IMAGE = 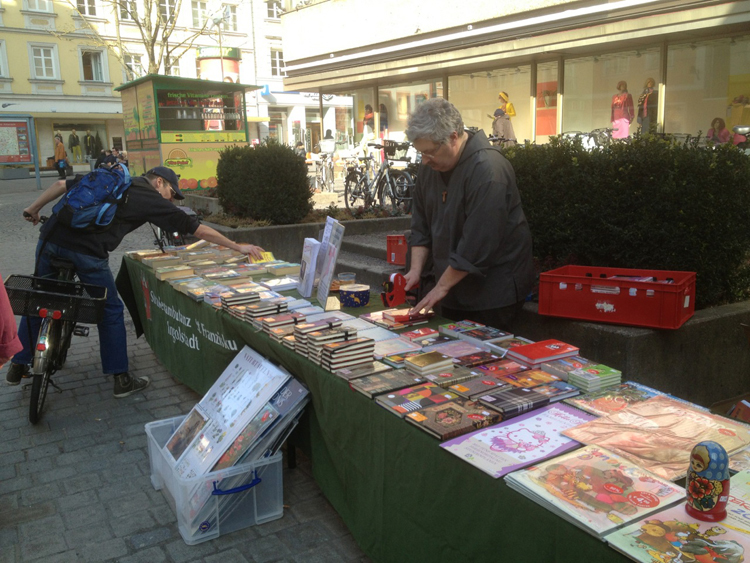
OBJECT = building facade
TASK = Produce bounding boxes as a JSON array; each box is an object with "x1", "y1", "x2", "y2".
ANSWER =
[
  {"x1": 0, "y1": 0, "x2": 344, "y2": 168},
  {"x1": 279, "y1": 0, "x2": 750, "y2": 146}
]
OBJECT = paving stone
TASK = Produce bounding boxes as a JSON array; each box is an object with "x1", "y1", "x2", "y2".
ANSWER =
[
  {"x1": 292, "y1": 542, "x2": 348, "y2": 563},
  {"x1": 236, "y1": 535, "x2": 292, "y2": 563},
  {"x1": 62, "y1": 503, "x2": 108, "y2": 531},
  {"x1": 253, "y1": 512, "x2": 299, "y2": 538},
  {"x1": 25, "y1": 442, "x2": 62, "y2": 461},
  {"x1": 117, "y1": 546, "x2": 169, "y2": 563},
  {"x1": 128, "y1": 526, "x2": 174, "y2": 549},
  {"x1": 0, "y1": 501, "x2": 55, "y2": 531},
  {"x1": 75, "y1": 537, "x2": 129, "y2": 563},
  {"x1": 32, "y1": 464, "x2": 79, "y2": 485},
  {"x1": 110, "y1": 510, "x2": 158, "y2": 537},
  {"x1": 19, "y1": 534, "x2": 70, "y2": 562},
  {"x1": 205, "y1": 548, "x2": 251, "y2": 563},
  {"x1": 274, "y1": 521, "x2": 331, "y2": 554},
  {"x1": 288, "y1": 493, "x2": 339, "y2": 523},
  {"x1": 56, "y1": 489, "x2": 99, "y2": 512},
  {"x1": 19, "y1": 481, "x2": 63, "y2": 506},
  {"x1": 64, "y1": 521, "x2": 114, "y2": 548},
  {"x1": 164, "y1": 537, "x2": 217, "y2": 563},
  {"x1": 0, "y1": 527, "x2": 18, "y2": 550}
]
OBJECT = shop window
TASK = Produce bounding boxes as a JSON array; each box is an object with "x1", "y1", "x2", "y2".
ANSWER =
[
  {"x1": 81, "y1": 50, "x2": 104, "y2": 82},
  {"x1": 30, "y1": 44, "x2": 58, "y2": 79},
  {"x1": 77, "y1": 0, "x2": 96, "y2": 16},
  {"x1": 449, "y1": 67, "x2": 530, "y2": 143},
  {"x1": 271, "y1": 49, "x2": 285, "y2": 77}
]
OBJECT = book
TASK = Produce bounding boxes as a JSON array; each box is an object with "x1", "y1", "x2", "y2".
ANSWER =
[
  {"x1": 474, "y1": 359, "x2": 528, "y2": 377},
  {"x1": 350, "y1": 370, "x2": 427, "y2": 398},
  {"x1": 154, "y1": 265, "x2": 194, "y2": 281},
  {"x1": 606, "y1": 479, "x2": 750, "y2": 561},
  {"x1": 505, "y1": 339, "x2": 580, "y2": 367},
  {"x1": 452, "y1": 351, "x2": 504, "y2": 368},
  {"x1": 423, "y1": 366, "x2": 482, "y2": 389},
  {"x1": 373, "y1": 338, "x2": 423, "y2": 359},
  {"x1": 441, "y1": 403, "x2": 596, "y2": 478},
  {"x1": 530, "y1": 381, "x2": 581, "y2": 402},
  {"x1": 251, "y1": 251, "x2": 276, "y2": 263},
  {"x1": 405, "y1": 397, "x2": 502, "y2": 441},
  {"x1": 456, "y1": 326, "x2": 513, "y2": 347},
  {"x1": 496, "y1": 369, "x2": 562, "y2": 389},
  {"x1": 568, "y1": 364, "x2": 622, "y2": 392},
  {"x1": 374, "y1": 383, "x2": 460, "y2": 417},
  {"x1": 485, "y1": 336, "x2": 535, "y2": 355},
  {"x1": 505, "y1": 445, "x2": 684, "y2": 539},
  {"x1": 259, "y1": 276, "x2": 299, "y2": 291},
  {"x1": 540, "y1": 355, "x2": 598, "y2": 380},
  {"x1": 449, "y1": 377, "x2": 512, "y2": 399},
  {"x1": 334, "y1": 360, "x2": 393, "y2": 381},
  {"x1": 563, "y1": 381, "x2": 663, "y2": 416},
  {"x1": 417, "y1": 335, "x2": 456, "y2": 351},
  {"x1": 381, "y1": 350, "x2": 423, "y2": 368},
  {"x1": 382, "y1": 308, "x2": 435, "y2": 323},
  {"x1": 316, "y1": 217, "x2": 345, "y2": 307},
  {"x1": 562, "y1": 396, "x2": 750, "y2": 481},
  {"x1": 357, "y1": 326, "x2": 400, "y2": 342},
  {"x1": 438, "y1": 320, "x2": 486, "y2": 338},
  {"x1": 400, "y1": 327, "x2": 439, "y2": 341},
  {"x1": 427, "y1": 340, "x2": 484, "y2": 359},
  {"x1": 297, "y1": 238, "x2": 320, "y2": 298},
  {"x1": 478, "y1": 387, "x2": 550, "y2": 419},
  {"x1": 266, "y1": 262, "x2": 301, "y2": 276},
  {"x1": 404, "y1": 351, "x2": 454, "y2": 375}
]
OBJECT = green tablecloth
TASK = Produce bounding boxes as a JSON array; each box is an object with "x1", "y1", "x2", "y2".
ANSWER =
[{"x1": 122, "y1": 257, "x2": 629, "y2": 563}]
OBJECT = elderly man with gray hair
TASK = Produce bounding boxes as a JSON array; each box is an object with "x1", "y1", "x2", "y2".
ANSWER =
[{"x1": 403, "y1": 98, "x2": 534, "y2": 332}]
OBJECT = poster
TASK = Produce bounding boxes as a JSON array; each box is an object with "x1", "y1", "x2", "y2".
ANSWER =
[{"x1": 0, "y1": 120, "x2": 32, "y2": 164}]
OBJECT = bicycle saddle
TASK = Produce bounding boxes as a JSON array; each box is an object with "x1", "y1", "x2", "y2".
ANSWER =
[
  {"x1": 50, "y1": 257, "x2": 76, "y2": 272},
  {"x1": 733, "y1": 125, "x2": 750, "y2": 135}
]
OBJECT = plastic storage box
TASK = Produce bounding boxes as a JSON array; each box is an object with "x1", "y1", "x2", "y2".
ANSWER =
[
  {"x1": 387, "y1": 234, "x2": 407, "y2": 266},
  {"x1": 538, "y1": 266, "x2": 696, "y2": 329},
  {"x1": 145, "y1": 416, "x2": 284, "y2": 545}
]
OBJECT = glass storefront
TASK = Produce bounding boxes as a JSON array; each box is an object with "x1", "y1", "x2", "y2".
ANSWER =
[
  {"x1": 377, "y1": 79, "x2": 443, "y2": 141},
  {"x1": 449, "y1": 66, "x2": 531, "y2": 142},
  {"x1": 665, "y1": 37, "x2": 750, "y2": 137}
]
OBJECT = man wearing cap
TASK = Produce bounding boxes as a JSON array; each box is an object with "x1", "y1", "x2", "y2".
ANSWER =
[{"x1": 6, "y1": 166, "x2": 265, "y2": 398}]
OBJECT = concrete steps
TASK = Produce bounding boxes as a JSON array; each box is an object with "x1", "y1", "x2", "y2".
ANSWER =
[{"x1": 334, "y1": 231, "x2": 409, "y2": 290}]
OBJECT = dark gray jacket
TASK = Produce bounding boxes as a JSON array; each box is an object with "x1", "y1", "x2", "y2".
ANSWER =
[{"x1": 410, "y1": 130, "x2": 534, "y2": 310}]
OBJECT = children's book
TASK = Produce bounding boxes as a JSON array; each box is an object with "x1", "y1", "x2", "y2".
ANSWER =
[
  {"x1": 374, "y1": 383, "x2": 459, "y2": 417},
  {"x1": 441, "y1": 403, "x2": 595, "y2": 478},
  {"x1": 563, "y1": 396, "x2": 750, "y2": 481},
  {"x1": 605, "y1": 471, "x2": 750, "y2": 561},
  {"x1": 405, "y1": 397, "x2": 502, "y2": 441},
  {"x1": 505, "y1": 445, "x2": 684, "y2": 539}
]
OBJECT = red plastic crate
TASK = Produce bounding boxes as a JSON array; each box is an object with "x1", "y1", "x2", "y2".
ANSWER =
[
  {"x1": 538, "y1": 266, "x2": 696, "y2": 329},
  {"x1": 387, "y1": 235, "x2": 407, "y2": 266}
]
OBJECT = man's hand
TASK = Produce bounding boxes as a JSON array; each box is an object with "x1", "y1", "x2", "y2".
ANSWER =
[
  {"x1": 237, "y1": 244, "x2": 265, "y2": 260},
  {"x1": 23, "y1": 209, "x2": 41, "y2": 226},
  {"x1": 403, "y1": 269, "x2": 421, "y2": 292},
  {"x1": 409, "y1": 284, "x2": 449, "y2": 316}
]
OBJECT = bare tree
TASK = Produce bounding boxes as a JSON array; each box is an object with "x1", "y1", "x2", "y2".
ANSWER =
[{"x1": 56, "y1": 0, "x2": 213, "y2": 80}]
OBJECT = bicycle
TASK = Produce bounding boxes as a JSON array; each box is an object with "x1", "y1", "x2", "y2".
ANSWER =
[
  {"x1": 343, "y1": 141, "x2": 415, "y2": 213},
  {"x1": 5, "y1": 215, "x2": 107, "y2": 424},
  {"x1": 310, "y1": 147, "x2": 335, "y2": 193}
]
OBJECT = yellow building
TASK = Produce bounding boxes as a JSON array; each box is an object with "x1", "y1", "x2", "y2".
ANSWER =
[{"x1": 279, "y1": 0, "x2": 750, "y2": 145}]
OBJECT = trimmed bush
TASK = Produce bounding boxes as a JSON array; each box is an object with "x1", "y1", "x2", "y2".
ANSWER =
[
  {"x1": 216, "y1": 139, "x2": 313, "y2": 225},
  {"x1": 504, "y1": 136, "x2": 750, "y2": 309}
]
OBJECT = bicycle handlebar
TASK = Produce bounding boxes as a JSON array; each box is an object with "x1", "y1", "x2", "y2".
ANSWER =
[{"x1": 23, "y1": 211, "x2": 47, "y2": 224}]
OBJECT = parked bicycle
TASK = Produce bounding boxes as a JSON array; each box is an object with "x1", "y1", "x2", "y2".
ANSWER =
[
  {"x1": 4, "y1": 215, "x2": 107, "y2": 424},
  {"x1": 343, "y1": 141, "x2": 415, "y2": 213},
  {"x1": 310, "y1": 146, "x2": 335, "y2": 192}
]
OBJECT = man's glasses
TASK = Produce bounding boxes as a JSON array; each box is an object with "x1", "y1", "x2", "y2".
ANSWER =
[{"x1": 417, "y1": 142, "x2": 444, "y2": 160}]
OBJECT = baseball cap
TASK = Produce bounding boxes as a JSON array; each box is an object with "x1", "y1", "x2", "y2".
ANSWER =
[{"x1": 147, "y1": 166, "x2": 184, "y2": 200}]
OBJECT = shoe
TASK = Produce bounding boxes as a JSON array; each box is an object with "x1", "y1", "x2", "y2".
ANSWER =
[
  {"x1": 113, "y1": 372, "x2": 150, "y2": 398},
  {"x1": 6, "y1": 363, "x2": 30, "y2": 385}
]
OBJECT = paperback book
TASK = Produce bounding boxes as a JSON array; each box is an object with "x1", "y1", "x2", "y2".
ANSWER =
[
  {"x1": 505, "y1": 339, "x2": 580, "y2": 367},
  {"x1": 381, "y1": 350, "x2": 423, "y2": 368},
  {"x1": 404, "y1": 351, "x2": 454, "y2": 375},
  {"x1": 373, "y1": 337, "x2": 423, "y2": 359},
  {"x1": 438, "y1": 320, "x2": 486, "y2": 338},
  {"x1": 540, "y1": 355, "x2": 598, "y2": 380},
  {"x1": 427, "y1": 339, "x2": 484, "y2": 359},
  {"x1": 485, "y1": 336, "x2": 535, "y2": 355},
  {"x1": 350, "y1": 370, "x2": 427, "y2": 398},
  {"x1": 496, "y1": 369, "x2": 562, "y2": 389},
  {"x1": 297, "y1": 238, "x2": 321, "y2": 298},
  {"x1": 505, "y1": 445, "x2": 684, "y2": 539},
  {"x1": 564, "y1": 381, "x2": 664, "y2": 417},
  {"x1": 422, "y1": 366, "x2": 482, "y2": 389},
  {"x1": 405, "y1": 397, "x2": 502, "y2": 441},
  {"x1": 478, "y1": 387, "x2": 550, "y2": 419},
  {"x1": 374, "y1": 383, "x2": 460, "y2": 417},
  {"x1": 452, "y1": 351, "x2": 504, "y2": 368},
  {"x1": 334, "y1": 360, "x2": 392, "y2": 381},
  {"x1": 456, "y1": 326, "x2": 513, "y2": 347},
  {"x1": 441, "y1": 403, "x2": 596, "y2": 478},
  {"x1": 449, "y1": 377, "x2": 512, "y2": 399}
]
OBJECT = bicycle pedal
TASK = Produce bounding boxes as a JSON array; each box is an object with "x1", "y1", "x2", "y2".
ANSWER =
[{"x1": 73, "y1": 326, "x2": 90, "y2": 337}]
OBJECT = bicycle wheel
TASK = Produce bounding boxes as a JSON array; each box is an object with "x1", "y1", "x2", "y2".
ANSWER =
[
  {"x1": 29, "y1": 318, "x2": 60, "y2": 425},
  {"x1": 344, "y1": 171, "x2": 365, "y2": 212},
  {"x1": 390, "y1": 170, "x2": 414, "y2": 214}
]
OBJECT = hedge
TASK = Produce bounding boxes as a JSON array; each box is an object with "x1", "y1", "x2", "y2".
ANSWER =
[{"x1": 504, "y1": 136, "x2": 750, "y2": 309}]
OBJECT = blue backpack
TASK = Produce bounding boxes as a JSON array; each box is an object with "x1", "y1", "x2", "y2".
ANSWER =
[{"x1": 52, "y1": 165, "x2": 132, "y2": 231}]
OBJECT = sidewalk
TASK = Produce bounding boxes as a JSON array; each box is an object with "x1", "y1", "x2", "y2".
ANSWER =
[{"x1": 0, "y1": 187, "x2": 368, "y2": 562}]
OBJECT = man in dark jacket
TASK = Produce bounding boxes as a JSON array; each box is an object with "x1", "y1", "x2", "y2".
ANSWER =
[
  {"x1": 6, "y1": 166, "x2": 265, "y2": 397},
  {"x1": 404, "y1": 98, "x2": 534, "y2": 331}
]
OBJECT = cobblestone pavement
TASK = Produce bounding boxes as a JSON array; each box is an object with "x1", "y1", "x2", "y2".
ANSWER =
[{"x1": 0, "y1": 176, "x2": 369, "y2": 563}]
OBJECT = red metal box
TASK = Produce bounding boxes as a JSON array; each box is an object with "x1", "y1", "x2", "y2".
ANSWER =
[
  {"x1": 387, "y1": 235, "x2": 407, "y2": 266},
  {"x1": 538, "y1": 266, "x2": 696, "y2": 329}
]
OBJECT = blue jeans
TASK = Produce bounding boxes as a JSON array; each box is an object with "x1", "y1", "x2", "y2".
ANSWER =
[{"x1": 13, "y1": 240, "x2": 128, "y2": 374}]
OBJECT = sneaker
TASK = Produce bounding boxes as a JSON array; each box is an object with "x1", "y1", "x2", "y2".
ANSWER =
[
  {"x1": 113, "y1": 372, "x2": 150, "y2": 398},
  {"x1": 6, "y1": 363, "x2": 30, "y2": 385}
]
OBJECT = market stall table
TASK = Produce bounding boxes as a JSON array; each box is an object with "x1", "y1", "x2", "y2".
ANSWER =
[{"x1": 120, "y1": 256, "x2": 629, "y2": 563}]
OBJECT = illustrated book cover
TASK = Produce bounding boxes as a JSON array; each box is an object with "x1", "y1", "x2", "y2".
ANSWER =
[
  {"x1": 405, "y1": 397, "x2": 502, "y2": 441},
  {"x1": 505, "y1": 445, "x2": 685, "y2": 538},
  {"x1": 441, "y1": 403, "x2": 595, "y2": 478},
  {"x1": 350, "y1": 370, "x2": 427, "y2": 398},
  {"x1": 374, "y1": 383, "x2": 460, "y2": 417}
]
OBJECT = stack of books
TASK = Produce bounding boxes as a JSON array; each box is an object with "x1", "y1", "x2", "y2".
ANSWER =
[
  {"x1": 380, "y1": 308, "x2": 435, "y2": 328},
  {"x1": 438, "y1": 320, "x2": 485, "y2": 338},
  {"x1": 485, "y1": 336, "x2": 534, "y2": 355},
  {"x1": 306, "y1": 327, "x2": 359, "y2": 364},
  {"x1": 293, "y1": 317, "x2": 345, "y2": 357},
  {"x1": 243, "y1": 297, "x2": 290, "y2": 322},
  {"x1": 372, "y1": 338, "x2": 422, "y2": 360},
  {"x1": 265, "y1": 262, "x2": 301, "y2": 276},
  {"x1": 452, "y1": 350, "x2": 504, "y2": 368},
  {"x1": 567, "y1": 363, "x2": 622, "y2": 392},
  {"x1": 539, "y1": 355, "x2": 597, "y2": 381},
  {"x1": 504, "y1": 339, "x2": 580, "y2": 368},
  {"x1": 477, "y1": 386, "x2": 550, "y2": 419},
  {"x1": 268, "y1": 325, "x2": 296, "y2": 343},
  {"x1": 320, "y1": 337, "x2": 375, "y2": 372},
  {"x1": 259, "y1": 276, "x2": 300, "y2": 292},
  {"x1": 399, "y1": 327, "x2": 439, "y2": 341},
  {"x1": 381, "y1": 350, "x2": 423, "y2": 368},
  {"x1": 260, "y1": 312, "x2": 307, "y2": 334},
  {"x1": 496, "y1": 369, "x2": 563, "y2": 389},
  {"x1": 219, "y1": 287, "x2": 261, "y2": 309},
  {"x1": 456, "y1": 326, "x2": 513, "y2": 348},
  {"x1": 404, "y1": 351, "x2": 454, "y2": 376},
  {"x1": 422, "y1": 366, "x2": 482, "y2": 389}
]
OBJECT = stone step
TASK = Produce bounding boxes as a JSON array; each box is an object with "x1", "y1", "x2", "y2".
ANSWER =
[
  {"x1": 335, "y1": 248, "x2": 405, "y2": 291},
  {"x1": 340, "y1": 230, "x2": 410, "y2": 261}
]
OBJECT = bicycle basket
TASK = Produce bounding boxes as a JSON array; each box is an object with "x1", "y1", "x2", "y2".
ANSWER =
[{"x1": 4, "y1": 275, "x2": 107, "y2": 324}]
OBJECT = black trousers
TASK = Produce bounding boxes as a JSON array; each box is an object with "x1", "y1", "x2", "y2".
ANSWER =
[{"x1": 441, "y1": 300, "x2": 526, "y2": 333}]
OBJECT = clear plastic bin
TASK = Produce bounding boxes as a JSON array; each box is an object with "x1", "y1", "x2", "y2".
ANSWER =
[{"x1": 145, "y1": 415, "x2": 284, "y2": 545}]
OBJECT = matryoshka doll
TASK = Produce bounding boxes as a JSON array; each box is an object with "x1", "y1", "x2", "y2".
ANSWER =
[{"x1": 685, "y1": 440, "x2": 730, "y2": 521}]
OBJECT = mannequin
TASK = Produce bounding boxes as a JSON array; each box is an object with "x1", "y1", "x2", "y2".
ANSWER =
[
  {"x1": 497, "y1": 91, "x2": 516, "y2": 119},
  {"x1": 611, "y1": 81, "x2": 634, "y2": 139},
  {"x1": 637, "y1": 78, "x2": 658, "y2": 135}
]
